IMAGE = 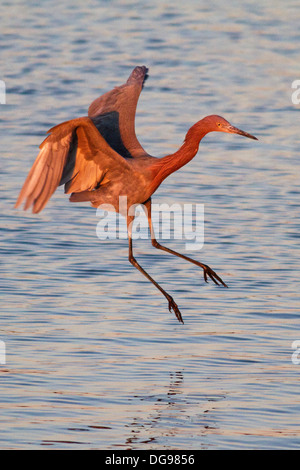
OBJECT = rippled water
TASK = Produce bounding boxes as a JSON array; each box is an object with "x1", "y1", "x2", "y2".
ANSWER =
[{"x1": 1, "y1": 0, "x2": 300, "y2": 449}]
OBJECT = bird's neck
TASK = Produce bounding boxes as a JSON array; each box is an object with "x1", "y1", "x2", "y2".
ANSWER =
[{"x1": 149, "y1": 121, "x2": 209, "y2": 193}]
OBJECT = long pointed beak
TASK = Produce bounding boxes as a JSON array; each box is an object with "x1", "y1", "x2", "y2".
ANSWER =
[{"x1": 225, "y1": 125, "x2": 258, "y2": 140}]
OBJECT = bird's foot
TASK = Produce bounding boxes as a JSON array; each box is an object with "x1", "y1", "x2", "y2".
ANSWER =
[
  {"x1": 167, "y1": 295, "x2": 184, "y2": 324},
  {"x1": 202, "y1": 264, "x2": 228, "y2": 288}
]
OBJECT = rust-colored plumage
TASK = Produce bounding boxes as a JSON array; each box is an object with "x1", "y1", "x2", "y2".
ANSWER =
[{"x1": 15, "y1": 66, "x2": 257, "y2": 323}]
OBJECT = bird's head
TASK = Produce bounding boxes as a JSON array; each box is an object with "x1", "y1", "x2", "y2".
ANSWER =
[{"x1": 204, "y1": 115, "x2": 258, "y2": 140}]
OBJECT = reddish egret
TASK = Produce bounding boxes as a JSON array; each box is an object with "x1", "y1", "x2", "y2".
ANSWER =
[{"x1": 15, "y1": 66, "x2": 257, "y2": 323}]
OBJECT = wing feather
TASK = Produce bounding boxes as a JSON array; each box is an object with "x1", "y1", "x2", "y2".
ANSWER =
[
  {"x1": 88, "y1": 66, "x2": 149, "y2": 158},
  {"x1": 15, "y1": 117, "x2": 131, "y2": 213}
]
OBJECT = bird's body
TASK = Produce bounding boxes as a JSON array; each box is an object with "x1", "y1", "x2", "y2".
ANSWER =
[{"x1": 16, "y1": 66, "x2": 257, "y2": 323}]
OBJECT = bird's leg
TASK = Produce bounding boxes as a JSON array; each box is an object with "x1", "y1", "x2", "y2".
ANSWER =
[
  {"x1": 143, "y1": 198, "x2": 228, "y2": 288},
  {"x1": 127, "y1": 214, "x2": 184, "y2": 324}
]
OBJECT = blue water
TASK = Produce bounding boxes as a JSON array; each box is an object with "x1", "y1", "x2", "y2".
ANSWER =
[{"x1": 1, "y1": 0, "x2": 300, "y2": 449}]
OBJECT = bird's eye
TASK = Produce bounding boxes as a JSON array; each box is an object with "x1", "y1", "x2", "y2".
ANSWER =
[{"x1": 217, "y1": 122, "x2": 221, "y2": 127}]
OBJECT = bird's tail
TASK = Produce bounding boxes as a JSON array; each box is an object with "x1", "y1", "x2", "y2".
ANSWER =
[{"x1": 69, "y1": 191, "x2": 92, "y2": 203}]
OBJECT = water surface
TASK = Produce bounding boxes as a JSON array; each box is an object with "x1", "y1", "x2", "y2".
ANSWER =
[{"x1": 1, "y1": 0, "x2": 300, "y2": 449}]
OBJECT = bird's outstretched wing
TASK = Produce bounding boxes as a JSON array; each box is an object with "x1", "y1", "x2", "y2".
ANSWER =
[
  {"x1": 88, "y1": 65, "x2": 149, "y2": 159},
  {"x1": 15, "y1": 117, "x2": 131, "y2": 213}
]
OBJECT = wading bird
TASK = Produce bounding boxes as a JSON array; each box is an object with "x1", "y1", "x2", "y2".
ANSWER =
[{"x1": 15, "y1": 66, "x2": 257, "y2": 324}]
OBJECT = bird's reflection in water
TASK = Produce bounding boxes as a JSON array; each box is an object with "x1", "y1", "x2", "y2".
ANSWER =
[
  {"x1": 167, "y1": 371, "x2": 184, "y2": 399},
  {"x1": 124, "y1": 372, "x2": 225, "y2": 448},
  {"x1": 125, "y1": 371, "x2": 185, "y2": 447}
]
